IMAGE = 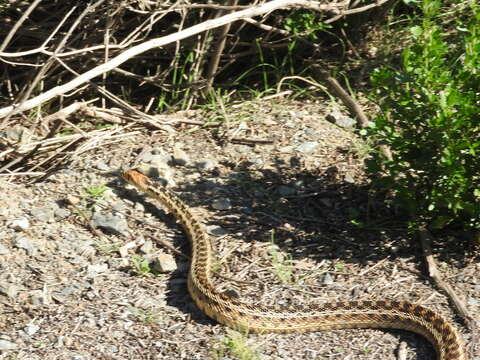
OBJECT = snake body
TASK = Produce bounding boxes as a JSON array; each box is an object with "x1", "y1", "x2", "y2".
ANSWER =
[{"x1": 122, "y1": 169, "x2": 466, "y2": 360}]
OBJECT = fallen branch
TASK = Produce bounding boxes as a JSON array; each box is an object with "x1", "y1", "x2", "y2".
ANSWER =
[
  {"x1": 311, "y1": 65, "x2": 393, "y2": 161},
  {"x1": 418, "y1": 226, "x2": 475, "y2": 329}
]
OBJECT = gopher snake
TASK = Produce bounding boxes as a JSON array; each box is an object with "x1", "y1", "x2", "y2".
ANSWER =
[{"x1": 122, "y1": 169, "x2": 466, "y2": 360}]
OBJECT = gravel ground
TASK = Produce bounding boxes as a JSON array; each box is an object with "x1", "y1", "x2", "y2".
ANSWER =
[{"x1": 0, "y1": 99, "x2": 477, "y2": 360}]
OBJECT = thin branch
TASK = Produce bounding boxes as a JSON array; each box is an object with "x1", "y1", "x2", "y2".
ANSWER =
[
  {"x1": 0, "y1": 0, "x2": 44, "y2": 52},
  {"x1": 418, "y1": 226, "x2": 475, "y2": 329}
]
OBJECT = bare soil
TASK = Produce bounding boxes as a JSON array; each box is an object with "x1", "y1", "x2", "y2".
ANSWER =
[{"x1": 0, "y1": 98, "x2": 477, "y2": 360}]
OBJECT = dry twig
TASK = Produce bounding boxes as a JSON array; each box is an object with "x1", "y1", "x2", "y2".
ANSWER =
[{"x1": 418, "y1": 226, "x2": 475, "y2": 328}]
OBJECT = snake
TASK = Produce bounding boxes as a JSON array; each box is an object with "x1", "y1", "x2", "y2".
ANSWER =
[{"x1": 121, "y1": 169, "x2": 467, "y2": 360}]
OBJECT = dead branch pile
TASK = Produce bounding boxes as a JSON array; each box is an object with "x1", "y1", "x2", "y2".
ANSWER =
[{"x1": 0, "y1": 0, "x2": 390, "y2": 180}]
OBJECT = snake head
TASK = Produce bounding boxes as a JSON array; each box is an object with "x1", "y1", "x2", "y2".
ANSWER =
[{"x1": 121, "y1": 169, "x2": 153, "y2": 192}]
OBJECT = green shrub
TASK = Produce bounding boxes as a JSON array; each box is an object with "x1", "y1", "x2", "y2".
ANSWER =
[{"x1": 368, "y1": 0, "x2": 480, "y2": 231}]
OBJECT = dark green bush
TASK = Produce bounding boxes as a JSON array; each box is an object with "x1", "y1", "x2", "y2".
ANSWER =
[{"x1": 369, "y1": 0, "x2": 480, "y2": 231}]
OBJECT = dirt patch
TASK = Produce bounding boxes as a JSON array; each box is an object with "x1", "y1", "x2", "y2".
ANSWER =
[{"x1": 0, "y1": 99, "x2": 477, "y2": 359}]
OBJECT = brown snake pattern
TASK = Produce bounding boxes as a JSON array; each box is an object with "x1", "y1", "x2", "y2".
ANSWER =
[{"x1": 122, "y1": 169, "x2": 467, "y2": 360}]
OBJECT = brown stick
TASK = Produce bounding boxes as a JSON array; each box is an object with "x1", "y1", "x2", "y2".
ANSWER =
[
  {"x1": 418, "y1": 226, "x2": 474, "y2": 328},
  {"x1": 205, "y1": 0, "x2": 240, "y2": 92},
  {"x1": 312, "y1": 65, "x2": 369, "y2": 128},
  {"x1": 312, "y1": 65, "x2": 393, "y2": 161}
]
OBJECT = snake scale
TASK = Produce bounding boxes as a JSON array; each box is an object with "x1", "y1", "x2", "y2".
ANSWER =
[{"x1": 122, "y1": 169, "x2": 467, "y2": 360}]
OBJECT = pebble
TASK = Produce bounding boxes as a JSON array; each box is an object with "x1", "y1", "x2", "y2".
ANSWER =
[
  {"x1": 277, "y1": 185, "x2": 296, "y2": 197},
  {"x1": 71, "y1": 355, "x2": 87, "y2": 360},
  {"x1": 10, "y1": 217, "x2": 30, "y2": 231},
  {"x1": 54, "y1": 208, "x2": 70, "y2": 219},
  {"x1": 30, "y1": 206, "x2": 55, "y2": 222},
  {"x1": 152, "y1": 253, "x2": 177, "y2": 273},
  {"x1": 467, "y1": 297, "x2": 479, "y2": 306},
  {"x1": 0, "y1": 284, "x2": 18, "y2": 299},
  {"x1": 87, "y1": 263, "x2": 109, "y2": 275},
  {"x1": 173, "y1": 147, "x2": 190, "y2": 166},
  {"x1": 318, "y1": 198, "x2": 333, "y2": 208},
  {"x1": 5, "y1": 125, "x2": 28, "y2": 142},
  {"x1": 278, "y1": 145, "x2": 294, "y2": 153},
  {"x1": 233, "y1": 145, "x2": 251, "y2": 154},
  {"x1": 149, "y1": 154, "x2": 173, "y2": 168},
  {"x1": 92, "y1": 213, "x2": 129, "y2": 236},
  {"x1": 249, "y1": 157, "x2": 263, "y2": 167},
  {"x1": 0, "y1": 339, "x2": 18, "y2": 350},
  {"x1": 15, "y1": 236, "x2": 36, "y2": 256},
  {"x1": 139, "y1": 240, "x2": 153, "y2": 254},
  {"x1": 94, "y1": 160, "x2": 110, "y2": 171},
  {"x1": 296, "y1": 141, "x2": 318, "y2": 153},
  {"x1": 344, "y1": 173, "x2": 355, "y2": 183},
  {"x1": 212, "y1": 199, "x2": 232, "y2": 210},
  {"x1": 321, "y1": 273, "x2": 334, "y2": 285},
  {"x1": 326, "y1": 109, "x2": 356, "y2": 128},
  {"x1": 0, "y1": 243, "x2": 10, "y2": 255},
  {"x1": 206, "y1": 226, "x2": 228, "y2": 237},
  {"x1": 23, "y1": 323, "x2": 40, "y2": 336},
  {"x1": 303, "y1": 128, "x2": 319, "y2": 139},
  {"x1": 196, "y1": 159, "x2": 217, "y2": 170}
]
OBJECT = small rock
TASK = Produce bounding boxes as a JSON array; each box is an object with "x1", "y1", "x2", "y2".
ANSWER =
[
  {"x1": 0, "y1": 339, "x2": 18, "y2": 350},
  {"x1": 344, "y1": 173, "x2": 355, "y2": 183},
  {"x1": 0, "y1": 243, "x2": 10, "y2": 255},
  {"x1": 94, "y1": 160, "x2": 110, "y2": 171},
  {"x1": 326, "y1": 109, "x2": 356, "y2": 128},
  {"x1": 5, "y1": 125, "x2": 28, "y2": 142},
  {"x1": 15, "y1": 237, "x2": 36, "y2": 256},
  {"x1": 277, "y1": 185, "x2": 296, "y2": 197},
  {"x1": 250, "y1": 158, "x2": 264, "y2": 167},
  {"x1": 467, "y1": 297, "x2": 479, "y2": 306},
  {"x1": 296, "y1": 141, "x2": 318, "y2": 153},
  {"x1": 151, "y1": 147, "x2": 163, "y2": 155},
  {"x1": 71, "y1": 355, "x2": 87, "y2": 360},
  {"x1": 152, "y1": 253, "x2": 177, "y2": 273},
  {"x1": 55, "y1": 208, "x2": 70, "y2": 219},
  {"x1": 233, "y1": 145, "x2": 251, "y2": 154},
  {"x1": 112, "y1": 331, "x2": 125, "y2": 340},
  {"x1": 92, "y1": 213, "x2": 129, "y2": 236},
  {"x1": 212, "y1": 199, "x2": 232, "y2": 210},
  {"x1": 318, "y1": 198, "x2": 333, "y2": 208},
  {"x1": 119, "y1": 241, "x2": 137, "y2": 258},
  {"x1": 0, "y1": 284, "x2": 18, "y2": 299},
  {"x1": 196, "y1": 159, "x2": 217, "y2": 170},
  {"x1": 149, "y1": 154, "x2": 173, "y2": 168},
  {"x1": 0, "y1": 204, "x2": 11, "y2": 216},
  {"x1": 30, "y1": 206, "x2": 55, "y2": 222},
  {"x1": 303, "y1": 128, "x2": 319, "y2": 139},
  {"x1": 206, "y1": 226, "x2": 228, "y2": 237},
  {"x1": 278, "y1": 145, "x2": 294, "y2": 153},
  {"x1": 10, "y1": 217, "x2": 30, "y2": 231},
  {"x1": 139, "y1": 240, "x2": 153, "y2": 254},
  {"x1": 23, "y1": 323, "x2": 40, "y2": 336},
  {"x1": 321, "y1": 273, "x2": 334, "y2": 285},
  {"x1": 141, "y1": 152, "x2": 154, "y2": 162},
  {"x1": 66, "y1": 195, "x2": 81, "y2": 206},
  {"x1": 87, "y1": 263, "x2": 109, "y2": 275},
  {"x1": 173, "y1": 147, "x2": 190, "y2": 166}
]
